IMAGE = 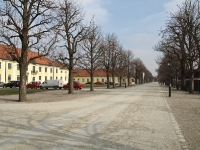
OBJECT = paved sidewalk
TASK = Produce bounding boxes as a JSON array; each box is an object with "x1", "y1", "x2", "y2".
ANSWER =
[
  {"x1": 0, "y1": 83, "x2": 197, "y2": 149},
  {"x1": 162, "y1": 85, "x2": 200, "y2": 150}
]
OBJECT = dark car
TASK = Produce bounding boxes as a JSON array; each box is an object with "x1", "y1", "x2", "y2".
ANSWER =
[
  {"x1": 94, "y1": 82, "x2": 105, "y2": 85},
  {"x1": 63, "y1": 81, "x2": 83, "y2": 90},
  {"x1": 0, "y1": 82, "x2": 4, "y2": 87},
  {"x1": 3, "y1": 81, "x2": 20, "y2": 88},
  {"x1": 85, "y1": 82, "x2": 91, "y2": 84},
  {"x1": 27, "y1": 81, "x2": 41, "y2": 89}
]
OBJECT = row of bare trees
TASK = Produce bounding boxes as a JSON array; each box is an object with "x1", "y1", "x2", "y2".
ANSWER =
[
  {"x1": 155, "y1": 0, "x2": 200, "y2": 93},
  {"x1": 0, "y1": 0, "x2": 153, "y2": 102}
]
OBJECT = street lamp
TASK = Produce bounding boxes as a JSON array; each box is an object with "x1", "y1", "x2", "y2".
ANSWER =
[
  {"x1": 143, "y1": 72, "x2": 145, "y2": 84},
  {"x1": 168, "y1": 60, "x2": 172, "y2": 97}
]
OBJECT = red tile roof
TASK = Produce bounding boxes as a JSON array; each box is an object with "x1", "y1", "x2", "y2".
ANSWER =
[
  {"x1": 0, "y1": 44, "x2": 64, "y2": 68},
  {"x1": 73, "y1": 69, "x2": 107, "y2": 77}
]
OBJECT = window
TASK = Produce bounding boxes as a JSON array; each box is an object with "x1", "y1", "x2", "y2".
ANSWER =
[
  {"x1": 56, "y1": 76, "x2": 57, "y2": 79},
  {"x1": 8, "y1": 75, "x2": 11, "y2": 82},
  {"x1": 32, "y1": 66, "x2": 35, "y2": 71},
  {"x1": 32, "y1": 77, "x2": 35, "y2": 81},
  {"x1": 50, "y1": 68, "x2": 53, "y2": 73},
  {"x1": 56, "y1": 69, "x2": 58, "y2": 73},
  {"x1": 50, "y1": 76, "x2": 52, "y2": 80},
  {"x1": 102, "y1": 79, "x2": 104, "y2": 82},
  {"x1": 45, "y1": 67, "x2": 47, "y2": 72},
  {"x1": 17, "y1": 64, "x2": 20, "y2": 70},
  {"x1": 61, "y1": 71, "x2": 62, "y2": 73},
  {"x1": 39, "y1": 67, "x2": 41, "y2": 72},
  {"x1": 97, "y1": 79, "x2": 99, "y2": 82},
  {"x1": 61, "y1": 77, "x2": 62, "y2": 80},
  {"x1": 87, "y1": 79, "x2": 89, "y2": 82},
  {"x1": 82, "y1": 79, "x2": 84, "y2": 82},
  {"x1": 0, "y1": 62, "x2": 1, "y2": 69},
  {"x1": 39, "y1": 76, "x2": 41, "y2": 80},
  {"x1": 65, "y1": 77, "x2": 67, "y2": 81},
  {"x1": 8, "y1": 63, "x2": 12, "y2": 70},
  {"x1": 17, "y1": 75, "x2": 20, "y2": 81},
  {"x1": 45, "y1": 76, "x2": 47, "y2": 80}
]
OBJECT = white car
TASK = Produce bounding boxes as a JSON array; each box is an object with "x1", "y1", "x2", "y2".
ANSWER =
[{"x1": 40, "y1": 80, "x2": 63, "y2": 89}]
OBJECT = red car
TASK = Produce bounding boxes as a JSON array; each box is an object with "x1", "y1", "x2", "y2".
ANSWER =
[
  {"x1": 94, "y1": 82, "x2": 105, "y2": 85},
  {"x1": 27, "y1": 81, "x2": 41, "y2": 89},
  {"x1": 63, "y1": 81, "x2": 83, "y2": 90}
]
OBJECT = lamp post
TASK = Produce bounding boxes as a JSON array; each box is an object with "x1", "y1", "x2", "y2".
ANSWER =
[
  {"x1": 168, "y1": 60, "x2": 171, "y2": 97},
  {"x1": 143, "y1": 72, "x2": 145, "y2": 84}
]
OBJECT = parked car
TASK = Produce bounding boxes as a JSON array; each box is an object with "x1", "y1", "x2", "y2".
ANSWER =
[
  {"x1": 3, "y1": 81, "x2": 20, "y2": 88},
  {"x1": 0, "y1": 82, "x2": 4, "y2": 87},
  {"x1": 63, "y1": 81, "x2": 83, "y2": 90},
  {"x1": 27, "y1": 81, "x2": 41, "y2": 89},
  {"x1": 85, "y1": 82, "x2": 91, "y2": 84},
  {"x1": 40, "y1": 80, "x2": 63, "y2": 89},
  {"x1": 105, "y1": 82, "x2": 119, "y2": 86},
  {"x1": 94, "y1": 82, "x2": 105, "y2": 85}
]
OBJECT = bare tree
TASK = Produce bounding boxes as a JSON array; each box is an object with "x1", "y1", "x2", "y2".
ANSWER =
[
  {"x1": 0, "y1": 0, "x2": 58, "y2": 102},
  {"x1": 109, "y1": 34, "x2": 119, "y2": 88},
  {"x1": 155, "y1": 0, "x2": 200, "y2": 93},
  {"x1": 78, "y1": 19, "x2": 103, "y2": 91},
  {"x1": 133, "y1": 58, "x2": 144, "y2": 84},
  {"x1": 115, "y1": 46, "x2": 127, "y2": 87},
  {"x1": 55, "y1": 0, "x2": 87, "y2": 94},
  {"x1": 100, "y1": 34, "x2": 112, "y2": 88},
  {"x1": 125, "y1": 50, "x2": 134, "y2": 86}
]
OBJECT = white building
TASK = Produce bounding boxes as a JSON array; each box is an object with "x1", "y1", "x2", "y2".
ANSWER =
[{"x1": 0, "y1": 45, "x2": 69, "y2": 84}]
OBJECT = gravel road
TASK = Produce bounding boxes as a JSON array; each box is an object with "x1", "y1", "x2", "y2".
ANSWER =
[{"x1": 0, "y1": 83, "x2": 199, "y2": 150}]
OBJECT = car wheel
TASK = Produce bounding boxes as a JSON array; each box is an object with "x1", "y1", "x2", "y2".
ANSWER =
[{"x1": 40, "y1": 86, "x2": 43, "y2": 89}]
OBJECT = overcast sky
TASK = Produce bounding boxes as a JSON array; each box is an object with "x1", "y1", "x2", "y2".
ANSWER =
[{"x1": 77, "y1": 0, "x2": 186, "y2": 76}]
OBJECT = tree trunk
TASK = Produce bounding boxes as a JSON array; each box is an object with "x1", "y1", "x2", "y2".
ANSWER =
[
  {"x1": 180, "y1": 65, "x2": 186, "y2": 90},
  {"x1": 90, "y1": 74, "x2": 94, "y2": 91},
  {"x1": 19, "y1": 61, "x2": 28, "y2": 102},
  {"x1": 19, "y1": 39, "x2": 28, "y2": 102},
  {"x1": 189, "y1": 72, "x2": 194, "y2": 94},
  {"x1": 68, "y1": 55, "x2": 74, "y2": 94},
  {"x1": 106, "y1": 73, "x2": 109, "y2": 89},
  {"x1": 112, "y1": 73, "x2": 115, "y2": 88},
  {"x1": 128, "y1": 75, "x2": 130, "y2": 86}
]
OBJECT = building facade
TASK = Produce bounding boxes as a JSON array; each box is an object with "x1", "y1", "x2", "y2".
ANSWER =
[
  {"x1": 0, "y1": 45, "x2": 69, "y2": 84},
  {"x1": 73, "y1": 69, "x2": 135, "y2": 85}
]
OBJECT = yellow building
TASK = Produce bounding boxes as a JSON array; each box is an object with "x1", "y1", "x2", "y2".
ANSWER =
[
  {"x1": 73, "y1": 69, "x2": 134, "y2": 85},
  {"x1": 0, "y1": 45, "x2": 68, "y2": 84}
]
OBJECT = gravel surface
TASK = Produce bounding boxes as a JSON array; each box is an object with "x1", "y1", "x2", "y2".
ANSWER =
[
  {"x1": 0, "y1": 83, "x2": 199, "y2": 150},
  {"x1": 162, "y1": 86, "x2": 200, "y2": 150}
]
